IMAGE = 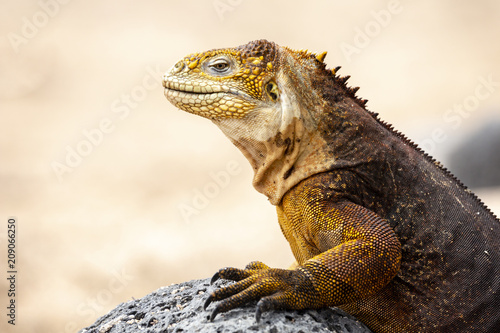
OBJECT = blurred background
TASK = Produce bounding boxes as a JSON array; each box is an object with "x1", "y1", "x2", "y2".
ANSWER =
[{"x1": 1, "y1": 1, "x2": 499, "y2": 332}]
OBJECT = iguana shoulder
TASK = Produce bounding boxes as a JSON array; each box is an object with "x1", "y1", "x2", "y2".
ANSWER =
[{"x1": 163, "y1": 39, "x2": 500, "y2": 332}]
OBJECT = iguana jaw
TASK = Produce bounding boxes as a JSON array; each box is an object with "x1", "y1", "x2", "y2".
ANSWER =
[{"x1": 163, "y1": 76, "x2": 256, "y2": 119}]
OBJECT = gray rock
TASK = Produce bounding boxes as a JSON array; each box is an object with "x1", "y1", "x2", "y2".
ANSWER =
[{"x1": 79, "y1": 277, "x2": 372, "y2": 333}]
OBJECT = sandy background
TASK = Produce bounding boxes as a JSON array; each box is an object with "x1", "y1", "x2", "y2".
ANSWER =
[{"x1": 1, "y1": 1, "x2": 500, "y2": 332}]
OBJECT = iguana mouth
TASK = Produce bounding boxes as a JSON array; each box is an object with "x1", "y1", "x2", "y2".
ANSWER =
[
  {"x1": 163, "y1": 79, "x2": 233, "y2": 106},
  {"x1": 163, "y1": 79, "x2": 218, "y2": 94},
  {"x1": 164, "y1": 88, "x2": 229, "y2": 108},
  {"x1": 162, "y1": 76, "x2": 254, "y2": 118},
  {"x1": 162, "y1": 77, "x2": 250, "y2": 97}
]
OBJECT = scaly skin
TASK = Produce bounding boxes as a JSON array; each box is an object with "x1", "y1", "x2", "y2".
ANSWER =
[{"x1": 162, "y1": 40, "x2": 500, "y2": 332}]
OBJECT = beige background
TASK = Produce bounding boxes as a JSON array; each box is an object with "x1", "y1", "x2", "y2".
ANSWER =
[{"x1": 1, "y1": 1, "x2": 500, "y2": 332}]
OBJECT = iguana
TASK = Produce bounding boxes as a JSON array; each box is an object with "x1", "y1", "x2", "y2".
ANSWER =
[{"x1": 162, "y1": 40, "x2": 500, "y2": 332}]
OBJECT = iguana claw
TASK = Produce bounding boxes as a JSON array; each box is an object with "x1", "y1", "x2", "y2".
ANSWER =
[
  {"x1": 203, "y1": 294, "x2": 214, "y2": 311},
  {"x1": 205, "y1": 295, "x2": 224, "y2": 322},
  {"x1": 203, "y1": 263, "x2": 322, "y2": 323},
  {"x1": 210, "y1": 272, "x2": 220, "y2": 285},
  {"x1": 206, "y1": 295, "x2": 274, "y2": 322},
  {"x1": 255, "y1": 298, "x2": 272, "y2": 323},
  {"x1": 208, "y1": 308, "x2": 220, "y2": 322}
]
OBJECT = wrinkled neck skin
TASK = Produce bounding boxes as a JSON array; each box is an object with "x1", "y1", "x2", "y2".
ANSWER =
[{"x1": 212, "y1": 51, "x2": 335, "y2": 205}]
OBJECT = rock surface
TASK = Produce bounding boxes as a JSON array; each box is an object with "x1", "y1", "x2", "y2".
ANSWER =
[{"x1": 79, "y1": 278, "x2": 372, "y2": 333}]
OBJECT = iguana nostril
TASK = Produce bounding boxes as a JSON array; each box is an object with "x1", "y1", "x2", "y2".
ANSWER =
[{"x1": 171, "y1": 60, "x2": 185, "y2": 74}]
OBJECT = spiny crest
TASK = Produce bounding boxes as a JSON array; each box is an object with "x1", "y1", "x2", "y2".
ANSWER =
[
  {"x1": 309, "y1": 51, "x2": 497, "y2": 220},
  {"x1": 371, "y1": 114, "x2": 499, "y2": 221},
  {"x1": 329, "y1": 68, "x2": 369, "y2": 108},
  {"x1": 283, "y1": 46, "x2": 330, "y2": 71},
  {"x1": 287, "y1": 47, "x2": 369, "y2": 109},
  {"x1": 316, "y1": 51, "x2": 328, "y2": 63},
  {"x1": 306, "y1": 49, "x2": 497, "y2": 220}
]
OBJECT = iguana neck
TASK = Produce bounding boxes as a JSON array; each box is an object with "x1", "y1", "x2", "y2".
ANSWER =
[{"x1": 220, "y1": 122, "x2": 333, "y2": 205}]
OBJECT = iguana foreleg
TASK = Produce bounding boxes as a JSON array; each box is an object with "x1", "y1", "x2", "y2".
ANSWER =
[{"x1": 205, "y1": 201, "x2": 402, "y2": 321}]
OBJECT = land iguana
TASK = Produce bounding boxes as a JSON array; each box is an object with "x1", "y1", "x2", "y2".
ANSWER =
[{"x1": 162, "y1": 40, "x2": 500, "y2": 332}]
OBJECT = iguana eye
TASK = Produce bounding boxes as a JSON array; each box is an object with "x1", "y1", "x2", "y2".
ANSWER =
[
  {"x1": 211, "y1": 60, "x2": 229, "y2": 71},
  {"x1": 208, "y1": 58, "x2": 231, "y2": 74}
]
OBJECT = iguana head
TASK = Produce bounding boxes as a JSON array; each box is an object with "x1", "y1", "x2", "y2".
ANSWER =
[
  {"x1": 163, "y1": 40, "x2": 366, "y2": 204},
  {"x1": 163, "y1": 40, "x2": 279, "y2": 119}
]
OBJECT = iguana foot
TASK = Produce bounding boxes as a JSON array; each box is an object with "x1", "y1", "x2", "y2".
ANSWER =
[{"x1": 205, "y1": 261, "x2": 321, "y2": 322}]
